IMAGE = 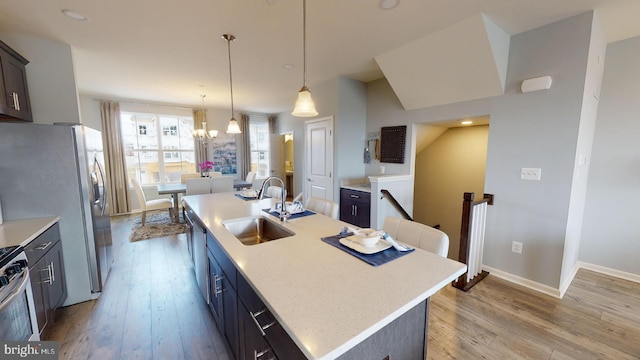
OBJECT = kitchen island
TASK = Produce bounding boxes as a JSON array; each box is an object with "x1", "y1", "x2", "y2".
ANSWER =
[{"x1": 184, "y1": 192, "x2": 466, "y2": 359}]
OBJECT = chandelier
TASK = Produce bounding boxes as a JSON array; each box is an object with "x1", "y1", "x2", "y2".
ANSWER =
[{"x1": 192, "y1": 94, "x2": 218, "y2": 144}]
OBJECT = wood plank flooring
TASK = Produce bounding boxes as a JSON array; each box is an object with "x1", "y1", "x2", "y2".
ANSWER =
[
  {"x1": 43, "y1": 214, "x2": 231, "y2": 360},
  {"x1": 44, "y1": 215, "x2": 640, "y2": 359}
]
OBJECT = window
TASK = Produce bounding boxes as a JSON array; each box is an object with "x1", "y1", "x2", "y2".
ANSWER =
[
  {"x1": 121, "y1": 112, "x2": 196, "y2": 185},
  {"x1": 248, "y1": 116, "x2": 270, "y2": 178}
]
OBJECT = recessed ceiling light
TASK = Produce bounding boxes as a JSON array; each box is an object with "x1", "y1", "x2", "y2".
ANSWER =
[
  {"x1": 266, "y1": 0, "x2": 278, "y2": 4},
  {"x1": 379, "y1": 0, "x2": 399, "y2": 10},
  {"x1": 62, "y1": 9, "x2": 88, "y2": 21},
  {"x1": 283, "y1": 64, "x2": 294, "y2": 70},
  {"x1": 461, "y1": 120, "x2": 473, "y2": 125}
]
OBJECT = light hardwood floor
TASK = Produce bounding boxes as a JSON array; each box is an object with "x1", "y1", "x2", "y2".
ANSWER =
[{"x1": 45, "y1": 216, "x2": 640, "y2": 359}]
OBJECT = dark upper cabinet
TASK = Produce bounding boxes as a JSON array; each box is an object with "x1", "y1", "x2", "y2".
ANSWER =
[{"x1": 0, "y1": 39, "x2": 32, "y2": 122}]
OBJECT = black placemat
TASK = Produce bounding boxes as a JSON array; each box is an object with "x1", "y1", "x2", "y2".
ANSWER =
[{"x1": 262, "y1": 208, "x2": 316, "y2": 219}]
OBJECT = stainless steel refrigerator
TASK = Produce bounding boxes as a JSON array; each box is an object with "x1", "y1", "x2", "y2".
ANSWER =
[{"x1": 0, "y1": 122, "x2": 113, "y2": 306}]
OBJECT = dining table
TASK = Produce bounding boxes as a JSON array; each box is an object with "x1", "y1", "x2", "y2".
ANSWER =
[
  {"x1": 157, "y1": 179, "x2": 255, "y2": 222},
  {"x1": 156, "y1": 183, "x2": 187, "y2": 223}
]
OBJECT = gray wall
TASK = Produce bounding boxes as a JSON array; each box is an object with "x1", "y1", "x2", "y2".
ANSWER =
[
  {"x1": 367, "y1": 12, "x2": 598, "y2": 289},
  {"x1": 579, "y1": 36, "x2": 640, "y2": 274},
  {"x1": 279, "y1": 77, "x2": 366, "y2": 202},
  {"x1": 0, "y1": 34, "x2": 81, "y2": 125}
]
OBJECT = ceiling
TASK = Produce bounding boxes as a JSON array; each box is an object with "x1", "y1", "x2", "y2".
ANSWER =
[{"x1": 0, "y1": 0, "x2": 639, "y2": 114}]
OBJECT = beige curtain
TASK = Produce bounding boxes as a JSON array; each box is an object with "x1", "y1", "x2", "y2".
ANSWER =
[
  {"x1": 193, "y1": 109, "x2": 207, "y2": 164},
  {"x1": 239, "y1": 113, "x2": 251, "y2": 179},
  {"x1": 100, "y1": 101, "x2": 130, "y2": 214},
  {"x1": 268, "y1": 115, "x2": 277, "y2": 134}
]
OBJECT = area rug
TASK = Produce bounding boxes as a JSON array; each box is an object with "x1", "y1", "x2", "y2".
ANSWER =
[{"x1": 129, "y1": 212, "x2": 188, "y2": 242}]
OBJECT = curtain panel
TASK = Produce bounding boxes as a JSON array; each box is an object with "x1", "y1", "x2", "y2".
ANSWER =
[
  {"x1": 239, "y1": 113, "x2": 251, "y2": 179},
  {"x1": 100, "y1": 101, "x2": 130, "y2": 214},
  {"x1": 193, "y1": 109, "x2": 207, "y2": 164}
]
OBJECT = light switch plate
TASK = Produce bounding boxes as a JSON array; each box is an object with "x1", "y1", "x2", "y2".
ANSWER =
[{"x1": 521, "y1": 167, "x2": 542, "y2": 181}]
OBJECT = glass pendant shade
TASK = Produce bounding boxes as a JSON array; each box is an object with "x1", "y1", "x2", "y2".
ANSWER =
[
  {"x1": 226, "y1": 118, "x2": 241, "y2": 134},
  {"x1": 292, "y1": 85, "x2": 318, "y2": 117}
]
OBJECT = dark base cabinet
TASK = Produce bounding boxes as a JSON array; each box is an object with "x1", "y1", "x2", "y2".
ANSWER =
[
  {"x1": 204, "y1": 227, "x2": 429, "y2": 360},
  {"x1": 25, "y1": 223, "x2": 67, "y2": 335},
  {"x1": 206, "y1": 232, "x2": 305, "y2": 360},
  {"x1": 339, "y1": 188, "x2": 371, "y2": 228}
]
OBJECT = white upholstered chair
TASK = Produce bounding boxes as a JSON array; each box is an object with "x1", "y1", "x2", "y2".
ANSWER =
[
  {"x1": 382, "y1": 217, "x2": 449, "y2": 257},
  {"x1": 180, "y1": 173, "x2": 201, "y2": 184},
  {"x1": 186, "y1": 178, "x2": 211, "y2": 195},
  {"x1": 209, "y1": 171, "x2": 223, "y2": 177},
  {"x1": 131, "y1": 178, "x2": 173, "y2": 226},
  {"x1": 211, "y1": 176, "x2": 234, "y2": 193},
  {"x1": 266, "y1": 186, "x2": 286, "y2": 199},
  {"x1": 245, "y1": 171, "x2": 256, "y2": 185},
  {"x1": 305, "y1": 197, "x2": 339, "y2": 219}
]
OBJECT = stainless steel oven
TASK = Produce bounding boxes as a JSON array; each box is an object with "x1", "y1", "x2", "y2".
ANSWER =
[{"x1": 0, "y1": 247, "x2": 40, "y2": 342}]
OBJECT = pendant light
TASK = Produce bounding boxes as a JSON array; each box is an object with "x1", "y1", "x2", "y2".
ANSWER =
[
  {"x1": 292, "y1": 0, "x2": 318, "y2": 117},
  {"x1": 192, "y1": 94, "x2": 218, "y2": 144},
  {"x1": 223, "y1": 34, "x2": 242, "y2": 134}
]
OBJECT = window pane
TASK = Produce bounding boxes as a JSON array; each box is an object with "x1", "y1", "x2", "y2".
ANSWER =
[
  {"x1": 249, "y1": 117, "x2": 270, "y2": 177},
  {"x1": 121, "y1": 111, "x2": 195, "y2": 184}
]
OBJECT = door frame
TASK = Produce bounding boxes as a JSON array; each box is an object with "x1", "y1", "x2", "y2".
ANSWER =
[{"x1": 304, "y1": 116, "x2": 334, "y2": 205}]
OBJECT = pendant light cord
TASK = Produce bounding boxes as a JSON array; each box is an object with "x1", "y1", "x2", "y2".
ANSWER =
[
  {"x1": 302, "y1": 0, "x2": 308, "y2": 87},
  {"x1": 224, "y1": 34, "x2": 236, "y2": 117}
]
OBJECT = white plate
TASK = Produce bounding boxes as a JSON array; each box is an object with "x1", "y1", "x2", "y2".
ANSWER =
[{"x1": 339, "y1": 236, "x2": 391, "y2": 254}]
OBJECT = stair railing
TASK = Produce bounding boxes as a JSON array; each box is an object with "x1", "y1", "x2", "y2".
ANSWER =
[
  {"x1": 380, "y1": 189, "x2": 412, "y2": 221},
  {"x1": 452, "y1": 192, "x2": 493, "y2": 291}
]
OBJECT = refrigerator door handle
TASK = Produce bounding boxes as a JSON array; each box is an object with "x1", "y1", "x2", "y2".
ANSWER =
[{"x1": 94, "y1": 155, "x2": 108, "y2": 217}]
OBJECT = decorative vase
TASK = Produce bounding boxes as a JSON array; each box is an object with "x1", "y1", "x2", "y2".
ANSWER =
[{"x1": 201, "y1": 172, "x2": 209, "y2": 177}]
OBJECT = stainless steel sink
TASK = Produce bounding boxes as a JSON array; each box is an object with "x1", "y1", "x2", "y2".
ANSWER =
[{"x1": 223, "y1": 216, "x2": 295, "y2": 246}]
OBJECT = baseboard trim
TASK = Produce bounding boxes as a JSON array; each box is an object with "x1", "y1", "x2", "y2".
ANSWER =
[
  {"x1": 559, "y1": 262, "x2": 580, "y2": 299},
  {"x1": 577, "y1": 261, "x2": 640, "y2": 284},
  {"x1": 483, "y1": 262, "x2": 640, "y2": 300},
  {"x1": 482, "y1": 265, "x2": 562, "y2": 299}
]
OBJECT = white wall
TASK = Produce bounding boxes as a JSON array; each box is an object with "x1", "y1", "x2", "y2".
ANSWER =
[
  {"x1": 559, "y1": 14, "x2": 607, "y2": 291},
  {"x1": 579, "y1": 35, "x2": 640, "y2": 275},
  {"x1": 0, "y1": 34, "x2": 81, "y2": 125}
]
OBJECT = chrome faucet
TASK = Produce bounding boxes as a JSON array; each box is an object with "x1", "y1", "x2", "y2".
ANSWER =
[{"x1": 257, "y1": 176, "x2": 290, "y2": 222}]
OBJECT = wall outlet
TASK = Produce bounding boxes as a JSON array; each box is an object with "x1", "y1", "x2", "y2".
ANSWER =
[
  {"x1": 512, "y1": 241, "x2": 523, "y2": 254},
  {"x1": 521, "y1": 167, "x2": 542, "y2": 180}
]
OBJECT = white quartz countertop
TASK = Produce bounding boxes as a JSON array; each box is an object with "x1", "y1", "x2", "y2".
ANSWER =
[
  {"x1": 340, "y1": 184, "x2": 372, "y2": 193},
  {"x1": 0, "y1": 216, "x2": 60, "y2": 249},
  {"x1": 184, "y1": 193, "x2": 466, "y2": 360}
]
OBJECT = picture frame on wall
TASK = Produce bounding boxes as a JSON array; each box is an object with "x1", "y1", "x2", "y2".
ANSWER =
[{"x1": 380, "y1": 125, "x2": 406, "y2": 164}]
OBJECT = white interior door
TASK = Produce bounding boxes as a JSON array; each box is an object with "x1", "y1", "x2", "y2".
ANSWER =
[
  {"x1": 305, "y1": 116, "x2": 333, "y2": 203},
  {"x1": 269, "y1": 134, "x2": 285, "y2": 181}
]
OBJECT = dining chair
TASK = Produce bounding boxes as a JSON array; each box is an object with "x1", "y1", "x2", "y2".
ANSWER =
[
  {"x1": 180, "y1": 173, "x2": 201, "y2": 184},
  {"x1": 305, "y1": 197, "x2": 339, "y2": 219},
  {"x1": 131, "y1": 178, "x2": 173, "y2": 226},
  {"x1": 266, "y1": 186, "x2": 286, "y2": 199},
  {"x1": 245, "y1": 171, "x2": 256, "y2": 185},
  {"x1": 186, "y1": 178, "x2": 212, "y2": 195},
  {"x1": 382, "y1": 217, "x2": 449, "y2": 257},
  {"x1": 211, "y1": 176, "x2": 234, "y2": 193},
  {"x1": 209, "y1": 171, "x2": 223, "y2": 177}
]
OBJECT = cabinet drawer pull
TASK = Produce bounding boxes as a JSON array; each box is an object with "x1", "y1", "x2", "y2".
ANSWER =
[
  {"x1": 250, "y1": 308, "x2": 275, "y2": 336},
  {"x1": 213, "y1": 274, "x2": 224, "y2": 297},
  {"x1": 350, "y1": 194, "x2": 360, "y2": 199},
  {"x1": 40, "y1": 264, "x2": 53, "y2": 284},
  {"x1": 254, "y1": 348, "x2": 273, "y2": 360},
  {"x1": 9, "y1": 92, "x2": 20, "y2": 111},
  {"x1": 50, "y1": 261, "x2": 55, "y2": 282},
  {"x1": 34, "y1": 242, "x2": 52, "y2": 251}
]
